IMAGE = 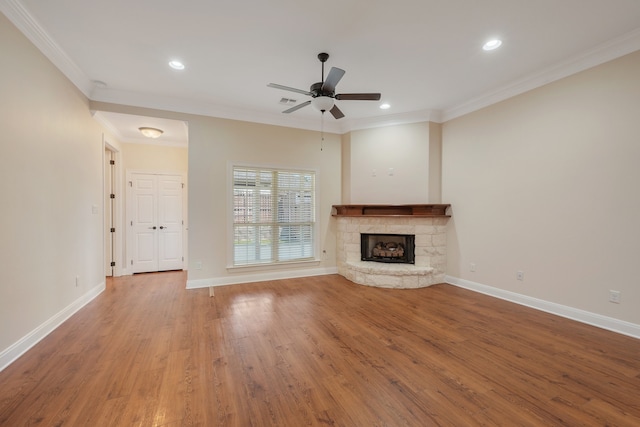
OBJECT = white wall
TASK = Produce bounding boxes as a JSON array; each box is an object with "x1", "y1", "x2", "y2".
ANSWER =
[
  {"x1": 0, "y1": 14, "x2": 111, "y2": 368},
  {"x1": 443, "y1": 50, "x2": 640, "y2": 326},
  {"x1": 346, "y1": 122, "x2": 431, "y2": 204}
]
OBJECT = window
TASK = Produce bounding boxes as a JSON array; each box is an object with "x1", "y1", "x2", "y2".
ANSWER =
[{"x1": 232, "y1": 166, "x2": 316, "y2": 266}]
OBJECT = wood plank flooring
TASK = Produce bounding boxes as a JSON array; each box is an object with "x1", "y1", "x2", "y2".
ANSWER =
[{"x1": 1, "y1": 272, "x2": 639, "y2": 426}]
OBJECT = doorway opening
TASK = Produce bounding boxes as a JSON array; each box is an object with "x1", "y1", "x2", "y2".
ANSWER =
[{"x1": 127, "y1": 172, "x2": 186, "y2": 274}]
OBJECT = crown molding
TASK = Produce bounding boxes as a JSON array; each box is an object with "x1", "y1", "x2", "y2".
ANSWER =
[
  {"x1": 1, "y1": 0, "x2": 442, "y2": 133},
  {"x1": 5, "y1": 0, "x2": 639, "y2": 131},
  {"x1": 0, "y1": 0, "x2": 94, "y2": 97},
  {"x1": 90, "y1": 87, "x2": 350, "y2": 134},
  {"x1": 442, "y1": 28, "x2": 640, "y2": 122},
  {"x1": 343, "y1": 109, "x2": 443, "y2": 132},
  {"x1": 92, "y1": 85, "x2": 442, "y2": 133},
  {"x1": 91, "y1": 111, "x2": 123, "y2": 139}
]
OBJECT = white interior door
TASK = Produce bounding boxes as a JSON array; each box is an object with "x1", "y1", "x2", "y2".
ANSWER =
[
  {"x1": 158, "y1": 175, "x2": 183, "y2": 271},
  {"x1": 130, "y1": 173, "x2": 183, "y2": 273}
]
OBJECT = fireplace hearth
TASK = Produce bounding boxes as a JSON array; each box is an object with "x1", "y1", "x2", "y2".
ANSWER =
[{"x1": 361, "y1": 233, "x2": 415, "y2": 264}]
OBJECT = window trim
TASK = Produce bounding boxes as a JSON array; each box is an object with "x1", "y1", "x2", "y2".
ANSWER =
[{"x1": 227, "y1": 162, "x2": 321, "y2": 270}]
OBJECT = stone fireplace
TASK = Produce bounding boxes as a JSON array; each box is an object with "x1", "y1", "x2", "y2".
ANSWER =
[{"x1": 332, "y1": 204, "x2": 450, "y2": 289}]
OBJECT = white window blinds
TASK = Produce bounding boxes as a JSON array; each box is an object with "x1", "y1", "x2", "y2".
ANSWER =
[{"x1": 233, "y1": 166, "x2": 315, "y2": 266}]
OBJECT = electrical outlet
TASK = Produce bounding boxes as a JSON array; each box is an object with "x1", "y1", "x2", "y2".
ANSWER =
[
  {"x1": 516, "y1": 271, "x2": 524, "y2": 281},
  {"x1": 609, "y1": 290, "x2": 621, "y2": 304},
  {"x1": 470, "y1": 263, "x2": 476, "y2": 272},
  {"x1": 193, "y1": 261, "x2": 202, "y2": 270}
]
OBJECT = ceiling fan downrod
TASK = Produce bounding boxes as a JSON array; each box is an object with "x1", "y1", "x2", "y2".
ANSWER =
[{"x1": 318, "y1": 52, "x2": 329, "y2": 83}]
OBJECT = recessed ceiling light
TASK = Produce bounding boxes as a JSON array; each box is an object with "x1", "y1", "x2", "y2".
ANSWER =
[
  {"x1": 169, "y1": 60, "x2": 185, "y2": 70},
  {"x1": 483, "y1": 39, "x2": 502, "y2": 51},
  {"x1": 380, "y1": 103, "x2": 391, "y2": 110}
]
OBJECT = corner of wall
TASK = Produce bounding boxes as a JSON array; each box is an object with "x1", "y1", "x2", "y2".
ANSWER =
[
  {"x1": 341, "y1": 132, "x2": 351, "y2": 204},
  {"x1": 428, "y1": 122, "x2": 442, "y2": 203}
]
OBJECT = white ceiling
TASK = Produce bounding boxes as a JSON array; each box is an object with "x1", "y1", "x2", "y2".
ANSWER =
[
  {"x1": 3, "y1": 0, "x2": 640, "y2": 139},
  {"x1": 92, "y1": 111, "x2": 189, "y2": 147}
]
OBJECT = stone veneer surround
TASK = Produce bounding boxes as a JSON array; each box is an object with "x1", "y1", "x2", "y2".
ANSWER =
[{"x1": 335, "y1": 216, "x2": 449, "y2": 289}]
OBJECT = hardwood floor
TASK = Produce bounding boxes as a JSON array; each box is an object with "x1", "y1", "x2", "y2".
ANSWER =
[{"x1": 1, "y1": 272, "x2": 639, "y2": 426}]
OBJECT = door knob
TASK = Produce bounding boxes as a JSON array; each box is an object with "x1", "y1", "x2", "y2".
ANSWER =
[
  {"x1": 148, "y1": 226, "x2": 157, "y2": 230},
  {"x1": 159, "y1": 226, "x2": 166, "y2": 230}
]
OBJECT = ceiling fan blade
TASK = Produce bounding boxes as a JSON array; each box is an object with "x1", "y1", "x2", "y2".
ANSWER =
[
  {"x1": 335, "y1": 93, "x2": 381, "y2": 101},
  {"x1": 268, "y1": 83, "x2": 312, "y2": 96},
  {"x1": 283, "y1": 100, "x2": 311, "y2": 114},
  {"x1": 322, "y1": 67, "x2": 345, "y2": 93},
  {"x1": 329, "y1": 104, "x2": 345, "y2": 119}
]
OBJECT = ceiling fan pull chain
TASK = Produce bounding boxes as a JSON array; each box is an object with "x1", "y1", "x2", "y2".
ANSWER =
[{"x1": 320, "y1": 111, "x2": 325, "y2": 151}]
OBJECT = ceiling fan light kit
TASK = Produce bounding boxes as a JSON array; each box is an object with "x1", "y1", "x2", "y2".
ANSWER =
[
  {"x1": 268, "y1": 52, "x2": 381, "y2": 119},
  {"x1": 312, "y1": 96, "x2": 334, "y2": 112}
]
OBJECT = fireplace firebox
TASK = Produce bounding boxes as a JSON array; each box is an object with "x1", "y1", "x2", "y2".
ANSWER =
[{"x1": 361, "y1": 233, "x2": 415, "y2": 264}]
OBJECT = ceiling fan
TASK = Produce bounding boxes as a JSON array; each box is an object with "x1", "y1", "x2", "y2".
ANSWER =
[{"x1": 267, "y1": 52, "x2": 381, "y2": 119}]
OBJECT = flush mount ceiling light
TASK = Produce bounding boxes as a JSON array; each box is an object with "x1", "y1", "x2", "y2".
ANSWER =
[
  {"x1": 138, "y1": 127, "x2": 164, "y2": 138},
  {"x1": 483, "y1": 39, "x2": 503, "y2": 51},
  {"x1": 311, "y1": 96, "x2": 335, "y2": 112},
  {"x1": 168, "y1": 60, "x2": 185, "y2": 70},
  {"x1": 380, "y1": 103, "x2": 391, "y2": 110}
]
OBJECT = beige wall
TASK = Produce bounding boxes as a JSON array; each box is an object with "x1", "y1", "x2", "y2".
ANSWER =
[
  {"x1": 121, "y1": 142, "x2": 188, "y2": 173},
  {"x1": 0, "y1": 13, "x2": 113, "y2": 364},
  {"x1": 186, "y1": 117, "x2": 342, "y2": 286},
  {"x1": 340, "y1": 132, "x2": 352, "y2": 204},
  {"x1": 91, "y1": 103, "x2": 343, "y2": 287},
  {"x1": 428, "y1": 123, "x2": 442, "y2": 203},
  {"x1": 345, "y1": 122, "x2": 432, "y2": 204},
  {"x1": 3, "y1": 3, "x2": 638, "y2": 369},
  {"x1": 443, "y1": 50, "x2": 640, "y2": 325}
]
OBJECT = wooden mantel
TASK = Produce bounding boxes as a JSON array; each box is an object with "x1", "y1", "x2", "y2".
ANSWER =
[{"x1": 331, "y1": 204, "x2": 450, "y2": 218}]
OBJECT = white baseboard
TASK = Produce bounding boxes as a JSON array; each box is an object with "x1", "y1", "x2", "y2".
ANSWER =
[
  {"x1": 0, "y1": 281, "x2": 106, "y2": 372},
  {"x1": 445, "y1": 275, "x2": 640, "y2": 340},
  {"x1": 186, "y1": 267, "x2": 339, "y2": 289}
]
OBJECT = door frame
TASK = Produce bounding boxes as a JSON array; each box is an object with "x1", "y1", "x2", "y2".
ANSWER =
[
  {"x1": 126, "y1": 170, "x2": 187, "y2": 274},
  {"x1": 104, "y1": 140, "x2": 123, "y2": 277}
]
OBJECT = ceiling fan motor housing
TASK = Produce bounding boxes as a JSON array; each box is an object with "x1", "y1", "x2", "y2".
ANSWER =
[{"x1": 310, "y1": 82, "x2": 333, "y2": 98}]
